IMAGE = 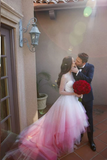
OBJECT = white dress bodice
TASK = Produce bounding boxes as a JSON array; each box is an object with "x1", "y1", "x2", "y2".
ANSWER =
[
  {"x1": 65, "y1": 81, "x2": 74, "y2": 92},
  {"x1": 64, "y1": 73, "x2": 75, "y2": 93}
]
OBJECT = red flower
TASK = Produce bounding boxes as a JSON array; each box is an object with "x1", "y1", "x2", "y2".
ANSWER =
[{"x1": 73, "y1": 80, "x2": 91, "y2": 95}]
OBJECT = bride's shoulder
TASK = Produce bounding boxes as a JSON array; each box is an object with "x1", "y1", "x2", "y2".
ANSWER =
[
  {"x1": 62, "y1": 73, "x2": 68, "y2": 78},
  {"x1": 62, "y1": 73, "x2": 71, "y2": 82}
]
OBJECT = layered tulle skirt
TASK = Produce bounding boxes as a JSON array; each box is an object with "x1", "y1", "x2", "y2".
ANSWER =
[{"x1": 3, "y1": 95, "x2": 88, "y2": 160}]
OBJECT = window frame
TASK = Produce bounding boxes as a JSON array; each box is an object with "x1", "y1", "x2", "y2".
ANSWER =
[{"x1": 1, "y1": 24, "x2": 20, "y2": 134}]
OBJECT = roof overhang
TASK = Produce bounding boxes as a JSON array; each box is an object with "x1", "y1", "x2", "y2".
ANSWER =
[
  {"x1": 34, "y1": 0, "x2": 107, "y2": 11},
  {"x1": 34, "y1": 0, "x2": 107, "y2": 19}
]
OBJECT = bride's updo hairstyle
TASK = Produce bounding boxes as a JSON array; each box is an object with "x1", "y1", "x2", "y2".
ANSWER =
[{"x1": 57, "y1": 56, "x2": 72, "y2": 87}]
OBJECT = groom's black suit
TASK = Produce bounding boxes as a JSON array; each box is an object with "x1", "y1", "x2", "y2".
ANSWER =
[{"x1": 73, "y1": 63, "x2": 94, "y2": 144}]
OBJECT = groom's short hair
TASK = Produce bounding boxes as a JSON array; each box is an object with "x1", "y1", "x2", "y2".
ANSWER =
[{"x1": 78, "y1": 53, "x2": 89, "y2": 63}]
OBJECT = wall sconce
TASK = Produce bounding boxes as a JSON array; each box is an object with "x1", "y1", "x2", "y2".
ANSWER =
[{"x1": 19, "y1": 17, "x2": 41, "y2": 52}]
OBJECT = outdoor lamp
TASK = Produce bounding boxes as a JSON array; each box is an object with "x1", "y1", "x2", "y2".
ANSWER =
[
  {"x1": 29, "y1": 22, "x2": 40, "y2": 46},
  {"x1": 19, "y1": 17, "x2": 40, "y2": 52}
]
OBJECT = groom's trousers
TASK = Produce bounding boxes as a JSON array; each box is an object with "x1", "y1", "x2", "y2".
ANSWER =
[{"x1": 82, "y1": 100, "x2": 94, "y2": 143}]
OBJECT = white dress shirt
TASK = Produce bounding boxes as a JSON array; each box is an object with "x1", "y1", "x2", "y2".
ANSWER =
[{"x1": 76, "y1": 64, "x2": 85, "y2": 76}]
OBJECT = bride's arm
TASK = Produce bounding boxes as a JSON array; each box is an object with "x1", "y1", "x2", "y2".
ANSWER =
[{"x1": 59, "y1": 75, "x2": 75, "y2": 96}]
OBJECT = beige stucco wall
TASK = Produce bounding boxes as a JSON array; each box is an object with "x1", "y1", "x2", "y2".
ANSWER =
[
  {"x1": 2, "y1": 0, "x2": 23, "y2": 14},
  {"x1": 21, "y1": 0, "x2": 38, "y2": 128},
  {"x1": 35, "y1": 5, "x2": 107, "y2": 105},
  {"x1": 1, "y1": 0, "x2": 38, "y2": 131}
]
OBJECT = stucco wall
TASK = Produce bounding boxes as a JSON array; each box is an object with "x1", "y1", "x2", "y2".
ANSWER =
[
  {"x1": 35, "y1": 5, "x2": 107, "y2": 105},
  {"x1": 3, "y1": 0, "x2": 23, "y2": 14},
  {"x1": 21, "y1": 0, "x2": 38, "y2": 128}
]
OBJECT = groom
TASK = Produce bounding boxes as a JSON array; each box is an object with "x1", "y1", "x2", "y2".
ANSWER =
[{"x1": 72, "y1": 53, "x2": 96, "y2": 151}]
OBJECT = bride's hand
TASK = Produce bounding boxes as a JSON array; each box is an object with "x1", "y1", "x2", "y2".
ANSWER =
[
  {"x1": 74, "y1": 93, "x2": 82, "y2": 97},
  {"x1": 72, "y1": 66, "x2": 78, "y2": 73}
]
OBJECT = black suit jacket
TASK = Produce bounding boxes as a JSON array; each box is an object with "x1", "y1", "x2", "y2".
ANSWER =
[{"x1": 73, "y1": 63, "x2": 94, "y2": 102}]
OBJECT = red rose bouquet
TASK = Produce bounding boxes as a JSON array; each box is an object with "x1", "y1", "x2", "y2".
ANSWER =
[{"x1": 73, "y1": 80, "x2": 91, "y2": 101}]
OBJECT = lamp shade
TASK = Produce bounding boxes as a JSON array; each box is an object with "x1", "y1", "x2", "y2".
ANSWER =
[{"x1": 29, "y1": 23, "x2": 41, "y2": 46}]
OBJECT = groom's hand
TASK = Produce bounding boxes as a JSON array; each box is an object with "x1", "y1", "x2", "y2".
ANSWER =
[{"x1": 72, "y1": 66, "x2": 78, "y2": 73}]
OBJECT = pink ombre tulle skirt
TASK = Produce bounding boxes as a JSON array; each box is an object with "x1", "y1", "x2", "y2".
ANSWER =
[{"x1": 4, "y1": 95, "x2": 88, "y2": 160}]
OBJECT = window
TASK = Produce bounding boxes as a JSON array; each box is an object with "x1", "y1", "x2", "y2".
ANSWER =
[{"x1": 1, "y1": 26, "x2": 20, "y2": 144}]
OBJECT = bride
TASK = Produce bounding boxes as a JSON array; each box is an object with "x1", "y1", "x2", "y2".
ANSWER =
[{"x1": 4, "y1": 56, "x2": 88, "y2": 160}]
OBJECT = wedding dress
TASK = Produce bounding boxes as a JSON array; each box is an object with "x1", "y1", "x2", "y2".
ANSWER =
[{"x1": 3, "y1": 73, "x2": 88, "y2": 160}]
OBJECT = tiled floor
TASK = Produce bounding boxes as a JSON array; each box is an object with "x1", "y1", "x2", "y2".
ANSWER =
[
  {"x1": 3, "y1": 105, "x2": 107, "y2": 160},
  {"x1": 58, "y1": 105, "x2": 107, "y2": 160},
  {"x1": 39, "y1": 105, "x2": 107, "y2": 160}
]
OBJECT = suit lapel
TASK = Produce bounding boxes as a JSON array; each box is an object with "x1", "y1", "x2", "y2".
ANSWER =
[{"x1": 82, "y1": 63, "x2": 88, "y2": 73}]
